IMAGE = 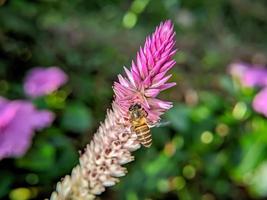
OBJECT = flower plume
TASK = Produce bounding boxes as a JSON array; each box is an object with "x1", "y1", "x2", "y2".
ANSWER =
[
  {"x1": 50, "y1": 20, "x2": 176, "y2": 199},
  {"x1": 114, "y1": 20, "x2": 176, "y2": 123}
]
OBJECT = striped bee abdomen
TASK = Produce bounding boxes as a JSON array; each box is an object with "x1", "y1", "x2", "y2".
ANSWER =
[
  {"x1": 129, "y1": 103, "x2": 152, "y2": 148},
  {"x1": 134, "y1": 124, "x2": 152, "y2": 148}
]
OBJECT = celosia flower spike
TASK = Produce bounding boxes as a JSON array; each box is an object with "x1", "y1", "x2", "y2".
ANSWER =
[
  {"x1": 114, "y1": 20, "x2": 177, "y2": 123},
  {"x1": 50, "y1": 20, "x2": 177, "y2": 200}
]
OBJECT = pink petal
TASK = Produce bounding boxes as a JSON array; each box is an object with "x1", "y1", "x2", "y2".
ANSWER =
[
  {"x1": 144, "y1": 89, "x2": 161, "y2": 97},
  {"x1": 151, "y1": 74, "x2": 172, "y2": 88},
  {"x1": 158, "y1": 82, "x2": 177, "y2": 91},
  {"x1": 148, "y1": 98, "x2": 173, "y2": 110}
]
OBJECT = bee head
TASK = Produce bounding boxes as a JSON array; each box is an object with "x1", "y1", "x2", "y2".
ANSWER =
[{"x1": 129, "y1": 103, "x2": 142, "y2": 111}]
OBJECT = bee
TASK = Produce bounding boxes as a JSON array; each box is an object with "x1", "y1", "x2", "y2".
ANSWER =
[{"x1": 129, "y1": 103, "x2": 152, "y2": 148}]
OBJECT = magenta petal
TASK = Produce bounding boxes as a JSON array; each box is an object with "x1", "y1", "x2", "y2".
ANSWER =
[
  {"x1": 144, "y1": 89, "x2": 160, "y2": 97},
  {"x1": 148, "y1": 98, "x2": 173, "y2": 110},
  {"x1": 0, "y1": 98, "x2": 54, "y2": 160},
  {"x1": 136, "y1": 52, "x2": 145, "y2": 79},
  {"x1": 143, "y1": 75, "x2": 152, "y2": 88},
  {"x1": 24, "y1": 66, "x2": 68, "y2": 98},
  {"x1": 0, "y1": 103, "x2": 18, "y2": 129},
  {"x1": 252, "y1": 88, "x2": 267, "y2": 117},
  {"x1": 150, "y1": 55, "x2": 170, "y2": 77},
  {"x1": 158, "y1": 82, "x2": 177, "y2": 91},
  {"x1": 229, "y1": 62, "x2": 249, "y2": 78},
  {"x1": 31, "y1": 110, "x2": 55, "y2": 130},
  {"x1": 152, "y1": 71, "x2": 168, "y2": 83},
  {"x1": 131, "y1": 61, "x2": 141, "y2": 80},
  {"x1": 242, "y1": 67, "x2": 267, "y2": 87},
  {"x1": 151, "y1": 74, "x2": 172, "y2": 88},
  {"x1": 159, "y1": 60, "x2": 176, "y2": 73},
  {"x1": 131, "y1": 69, "x2": 141, "y2": 89},
  {"x1": 139, "y1": 47, "x2": 148, "y2": 77},
  {"x1": 123, "y1": 67, "x2": 136, "y2": 88},
  {"x1": 118, "y1": 75, "x2": 130, "y2": 88}
]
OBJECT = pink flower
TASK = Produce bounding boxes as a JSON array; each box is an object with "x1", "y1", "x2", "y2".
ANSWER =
[
  {"x1": 0, "y1": 97, "x2": 54, "y2": 160},
  {"x1": 24, "y1": 67, "x2": 68, "y2": 98},
  {"x1": 113, "y1": 20, "x2": 176, "y2": 123},
  {"x1": 252, "y1": 88, "x2": 267, "y2": 117},
  {"x1": 229, "y1": 62, "x2": 267, "y2": 88},
  {"x1": 228, "y1": 62, "x2": 249, "y2": 79},
  {"x1": 243, "y1": 67, "x2": 267, "y2": 87}
]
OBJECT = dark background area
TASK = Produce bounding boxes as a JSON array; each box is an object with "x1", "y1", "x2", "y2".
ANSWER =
[{"x1": 0, "y1": 0, "x2": 267, "y2": 199}]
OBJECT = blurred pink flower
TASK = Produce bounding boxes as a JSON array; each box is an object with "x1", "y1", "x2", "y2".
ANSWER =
[
  {"x1": 252, "y1": 88, "x2": 267, "y2": 117},
  {"x1": 0, "y1": 97, "x2": 54, "y2": 160},
  {"x1": 229, "y1": 62, "x2": 267, "y2": 87},
  {"x1": 228, "y1": 62, "x2": 249, "y2": 79},
  {"x1": 243, "y1": 67, "x2": 267, "y2": 87},
  {"x1": 113, "y1": 20, "x2": 176, "y2": 123},
  {"x1": 24, "y1": 67, "x2": 68, "y2": 98}
]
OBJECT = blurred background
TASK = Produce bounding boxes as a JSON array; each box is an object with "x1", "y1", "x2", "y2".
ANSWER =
[{"x1": 0, "y1": 0, "x2": 267, "y2": 199}]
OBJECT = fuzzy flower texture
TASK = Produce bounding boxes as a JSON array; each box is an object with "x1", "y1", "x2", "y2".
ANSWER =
[{"x1": 51, "y1": 20, "x2": 177, "y2": 199}]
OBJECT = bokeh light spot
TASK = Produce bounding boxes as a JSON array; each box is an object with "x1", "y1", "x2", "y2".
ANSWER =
[
  {"x1": 164, "y1": 142, "x2": 176, "y2": 157},
  {"x1": 232, "y1": 102, "x2": 247, "y2": 120},
  {"x1": 157, "y1": 179, "x2": 170, "y2": 193},
  {"x1": 9, "y1": 188, "x2": 31, "y2": 200},
  {"x1": 172, "y1": 176, "x2": 186, "y2": 190},
  {"x1": 202, "y1": 193, "x2": 215, "y2": 200},
  {"x1": 201, "y1": 131, "x2": 213, "y2": 144},
  {"x1": 185, "y1": 89, "x2": 198, "y2": 106},
  {"x1": 126, "y1": 191, "x2": 138, "y2": 200},
  {"x1": 173, "y1": 136, "x2": 184, "y2": 150},
  {"x1": 131, "y1": 0, "x2": 150, "y2": 14},
  {"x1": 216, "y1": 123, "x2": 229, "y2": 137},
  {"x1": 122, "y1": 11, "x2": 137, "y2": 29},
  {"x1": 183, "y1": 165, "x2": 196, "y2": 179},
  {"x1": 26, "y1": 173, "x2": 39, "y2": 185}
]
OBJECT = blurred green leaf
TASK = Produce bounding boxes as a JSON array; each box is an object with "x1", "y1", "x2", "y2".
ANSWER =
[
  {"x1": 250, "y1": 162, "x2": 267, "y2": 197},
  {"x1": 16, "y1": 142, "x2": 56, "y2": 172},
  {"x1": 0, "y1": 172, "x2": 14, "y2": 198},
  {"x1": 166, "y1": 104, "x2": 191, "y2": 132},
  {"x1": 61, "y1": 102, "x2": 93, "y2": 133}
]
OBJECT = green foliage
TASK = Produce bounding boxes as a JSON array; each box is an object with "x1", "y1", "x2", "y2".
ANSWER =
[
  {"x1": 61, "y1": 102, "x2": 93, "y2": 133},
  {"x1": 0, "y1": 0, "x2": 267, "y2": 199}
]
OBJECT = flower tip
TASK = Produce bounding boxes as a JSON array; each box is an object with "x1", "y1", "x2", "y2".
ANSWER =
[{"x1": 162, "y1": 19, "x2": 174, "y2": 30}]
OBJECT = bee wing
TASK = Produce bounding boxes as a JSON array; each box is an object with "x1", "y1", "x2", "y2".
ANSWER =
[{"x1": 148, "y1": 120, "x2": 171, "y2": 128}]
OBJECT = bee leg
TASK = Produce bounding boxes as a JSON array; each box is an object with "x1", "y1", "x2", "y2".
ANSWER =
[
  {"x1": 148, "y1": 120, "x2": 160, "y2": 128},
  {"x1": 130, "y1": 127, "x2": 139, "y2": 141},
  {"x1": 129, "y1": 126, "x2": 136, "y2": 134},
  {"x1": 142, "y1": 109, "x2": 148, "y2": 117},
  {"x1": 147, "y1": 122, "x2": 155, "y2": 128}
]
